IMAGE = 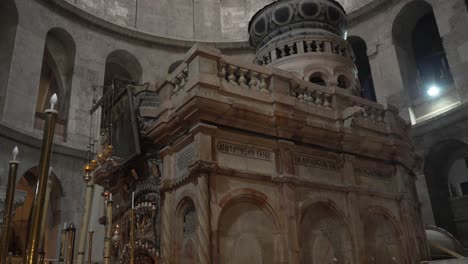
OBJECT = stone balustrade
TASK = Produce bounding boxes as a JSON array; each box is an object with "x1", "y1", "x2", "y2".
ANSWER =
[
  {"x1": 256, "y1": 36, "x2": 353, "y2": 66},
  {"x1": 148, "y1": 45, "x2": 406, "y2": 140},
  {"x1": 290, "y1": 80, "x2": 334, "y2": 110},
  {"x1": 218, "y1": 60, "x2": 271, "y2": 94}
]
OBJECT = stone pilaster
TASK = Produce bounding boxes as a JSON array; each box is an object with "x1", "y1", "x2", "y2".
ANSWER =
[
  {"x1": 197, "y1": 174, "x2": 211, "y2": 264},
  {"x1": 161, "y1": 191, "x2": 173, "y2": 264}
]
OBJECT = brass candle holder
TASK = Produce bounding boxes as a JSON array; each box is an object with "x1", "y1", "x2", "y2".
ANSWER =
[
  {"x1": 58, "y1": 223, "x2": 67, "y2": 264},
  {"x1": 0, "y1": 147, "x2": 19, "y2": 264},
  {"x1": 26, "y1": 94, "x2": 58, "y2": 264}
]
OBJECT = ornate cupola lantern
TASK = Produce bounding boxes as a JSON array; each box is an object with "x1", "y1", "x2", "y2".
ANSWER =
[{"x1": 249, "y1": 0, "x2": 360, "y2": 95}]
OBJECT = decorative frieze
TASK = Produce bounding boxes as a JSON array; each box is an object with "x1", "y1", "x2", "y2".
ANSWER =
[
  {"x1": 294, "y1": 154, "x2": 341, "y2": 171},
  {"x1": 354, "y1": 166, "x2": 392, "y2": 180},
  {"x1": 216, "y1": 141, "x2": 273, "y2": 161}
]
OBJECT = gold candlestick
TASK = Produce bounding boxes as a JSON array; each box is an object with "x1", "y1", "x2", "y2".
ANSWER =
[
  {"x1": 87, "y1": 231, "x2": 94, "y2": 264},
  {"x1": 58, "y1": 223, "x2": 67, "y2": 264},
  {"x1": 0, "y1": 147, "x2": 19, "y2": 264},
  {"x1": 66, "y1": 224, "x2": 76, "y2": 264},
  {"x1": 130, "y1": 194, "x2": 135, "y2": 264},
  {"x1": 26, "y1": 94, "x2": 58, "y2": 264}
]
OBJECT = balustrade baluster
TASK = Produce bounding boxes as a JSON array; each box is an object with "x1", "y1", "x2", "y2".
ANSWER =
[
  {"x1": 259, "y1": 74, "x2": 269, "y2": 93},
  {"x1": 218, "y1": 63, "x2": 227, "y2": 78},
  {"x1": 249, "y1": 71, "x2": 259, "y2": 90},
  {"x1": 238, "y1": 69, "x2": 249, "y2": 89},
  {"x1": 279, "y1": 46, "x2": 286, "y2": 58},
  {"x1": 228, "y1": 65, "x2": 239, "y2": 86}
]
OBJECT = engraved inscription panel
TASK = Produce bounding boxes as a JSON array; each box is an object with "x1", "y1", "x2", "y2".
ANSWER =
[
  {"x1": 217, "y1": 142, "x2": 272, "y2": 161},
  {"x1": 216, "y1": 140, "x2": 275, "y2": 174},
  {"x1": 175, "y1": 143, "x2": 195, "y2": 178},
  {"x1": 294, "y1": 154, "x2": 339, "y2": 171},
  {"x1": 354, "y1": 167, "x2": 392, "y2": 180}
]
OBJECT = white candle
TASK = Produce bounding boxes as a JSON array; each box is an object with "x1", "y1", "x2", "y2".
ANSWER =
[
  {"x1": 132, "y1": 192, "x2": 135, "y2": 209},
  {"x1": 109, "y1": 193, "x2": 112, "y2": 202},
  {"x1": 63, "y1": 222, "x2": 67, "y2": 230}
]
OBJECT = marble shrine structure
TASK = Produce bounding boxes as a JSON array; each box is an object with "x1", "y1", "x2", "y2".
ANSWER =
[{"x1": 101, "y1": 0, "x2": 429, "y2": 263}]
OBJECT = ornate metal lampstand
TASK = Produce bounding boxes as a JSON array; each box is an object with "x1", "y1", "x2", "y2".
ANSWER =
[
  {"x1": 25, "y1": 94, "x2": 58, "y2": 264},
  {"x1": 0, "y1": 146, "x2": 19, "y2": 264}
]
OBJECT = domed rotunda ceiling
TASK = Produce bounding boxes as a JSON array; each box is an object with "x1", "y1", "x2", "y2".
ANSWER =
[{"x1": 55, "y1": 0, "x2": 374, "y2": 43}]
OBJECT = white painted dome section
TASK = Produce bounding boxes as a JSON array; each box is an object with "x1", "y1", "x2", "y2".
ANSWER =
[{"x1": 60, "y1": 0, "x2": 375, "y2": 42}]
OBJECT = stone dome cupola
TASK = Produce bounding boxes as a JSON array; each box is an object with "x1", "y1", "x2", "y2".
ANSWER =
[{"x1": 248, "y1": 0, "x2": 360, "y2": 95}]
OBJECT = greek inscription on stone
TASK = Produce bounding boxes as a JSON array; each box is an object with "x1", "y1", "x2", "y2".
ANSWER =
[
  {"x1": 176, "y1": 144, "x2": 195, "y2": 177},
  {"x1": 354, "y1": 167, "x2": 392, "y2": 180},
  {"x1": 294, "y1": 154, "x2": 338, "y2": 171},
  {"x1": 217, "y1": 142, "x2": 272, "y2": 161}
]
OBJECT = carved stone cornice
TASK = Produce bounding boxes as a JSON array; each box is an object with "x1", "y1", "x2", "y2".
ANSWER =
[{"x1": 160, "y1": 161, "x2": 218, "y2": 193}]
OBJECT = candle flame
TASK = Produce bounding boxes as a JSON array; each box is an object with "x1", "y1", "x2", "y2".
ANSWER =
[
  {"x1": 12, "y1": 146, "x2": 18, "y2": 161},
  {"x1": 50, "y1": 93, "x2": 58, "y2": 110}
]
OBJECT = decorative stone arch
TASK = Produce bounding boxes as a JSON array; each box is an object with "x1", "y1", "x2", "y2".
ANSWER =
[
  {"x1": 35, "y1": 27, "x2": 76, "y2": 140},
  {"x1": 423, "y1": 139, "x2": 468, "y2": 239},
  {"x1": 104, "y1": 49, "x2": 143, "y2": 87},
  {"x1": 332, "y1": 66, "x2": 356, "y2": 91},
  {"x1": 216, "y1": 188, "x2": 284, "y2": 263},
  {"x1": 304, "y1": 66, "x2": 333, "y2": 87},
  {"x1": 361, "y1": 206, "x2": 406, "y2": 264},
  {"x1": 11, "y1": 166, "x2": 64, "y2": 259},
  {"x1": 0, "y1": 0, "x2": 18, "y2": 118},
  {"x1": 174, "y1": 196, "x2": 197, "y2": 264},
  {"x1": 298, "y1": 200, "x2": 355, "y2": 264}
]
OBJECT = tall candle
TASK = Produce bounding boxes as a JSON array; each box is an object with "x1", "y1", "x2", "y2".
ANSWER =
[{"x1": 132, "y1": 192, "x2": 135, "y2": 209}]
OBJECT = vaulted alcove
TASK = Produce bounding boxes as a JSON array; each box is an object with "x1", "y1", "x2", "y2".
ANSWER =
[
  {"x1": 0, "y1": 0, "x2": 18, "y2": 119},
  {"x1": 34, "y1": 28, "x2": 76, "y2": 140}
]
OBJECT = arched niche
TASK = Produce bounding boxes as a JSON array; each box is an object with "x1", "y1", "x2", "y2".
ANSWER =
[
  {"x1": 218, "y1": 199, "x2": 279, "y2": 264},
  {"x1": 175, "y1": 198, "x2": 197, "y2": 264},
  {"x1": 10, "y1": 167, "x2": 63, "y2": 259},
  {"x1": 34, "y1": 28, "x2": 76, "y2": 140},
  {"x1": 424, "y1": 139, "x2": 468, "y2": 246},
  {"x1": 348, "y1": 36, "x2": 376, "y2": 102},
  {"x1": 104, "y1": 49, "x2": 143, "y2": 87},
  {"x1": 300, "y1": 203, "x2": 353, "y2": 264},
  {"x1": 0, "y1": 0, "x2": 19, "y2": 118},
  {"x1": 393, "y1": 0, "x2": 454, "y2": 103},
  {"x1": 362, "y1": 209, "x2": 403, "y2": 264}
]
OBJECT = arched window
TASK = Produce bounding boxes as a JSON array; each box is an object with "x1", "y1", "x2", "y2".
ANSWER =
[
  {"x1": 411, "y1": 12, "x2": 453, "y2": 99},
  {"x1": 337, "y1": 75, "x2": 350, "y2": 89},
  {"x1": 35, "y1": 28, "x2": 76, "y2": 140},
  {"x1": 393, "y1": 1, "x2": 456, "y2": 123},
  {"x1": 309, "y1": 72, "x2": 326, "y2": 86},
  {"x1": 0, "y1": 0, "x2": 18, "y2": 117},
  {"x1": 348, "y1": 36, "x2": 376, "y2": 101}
]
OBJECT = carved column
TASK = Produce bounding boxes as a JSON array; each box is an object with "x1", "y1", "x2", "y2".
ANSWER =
[
  {"x1": 161, "y1": 191, "x2": 173, "y2": 264},
  {"x1": 197, "y1": 174, "x2": 211, "y2": 264}
]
